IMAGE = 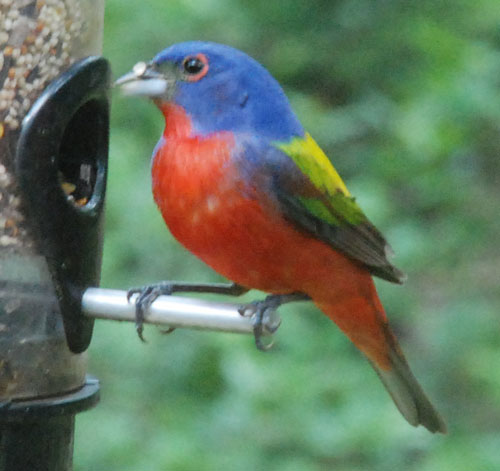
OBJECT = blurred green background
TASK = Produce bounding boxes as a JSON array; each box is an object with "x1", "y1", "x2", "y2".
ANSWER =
[{"x1": 75, "y1": 0, "x2": 500, "y2": 469}]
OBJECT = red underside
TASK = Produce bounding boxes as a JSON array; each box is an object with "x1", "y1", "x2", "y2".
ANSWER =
[{"x1": 151, "y1": 103, "x2": 394, "y2": 369}]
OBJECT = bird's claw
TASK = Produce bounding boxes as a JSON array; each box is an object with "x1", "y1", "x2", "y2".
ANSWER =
[
  {"x1": 127, "y1": 282, "x2": 176, "y2": 341},
  {"x1": 238, "y1": 297, "x2": 282, "y2": 352},
  {"x1": 159, "y1": 327, "x2": 176, "y2": 335}
]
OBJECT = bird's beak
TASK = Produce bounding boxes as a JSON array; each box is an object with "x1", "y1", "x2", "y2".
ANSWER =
[{"x1": 114, "y1": 61, "x2": 168, "y2": 97}]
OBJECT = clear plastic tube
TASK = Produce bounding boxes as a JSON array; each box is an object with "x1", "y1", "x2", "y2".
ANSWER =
[{"x1": 0, "y1": 0, "x2": 105, "y2": 401}]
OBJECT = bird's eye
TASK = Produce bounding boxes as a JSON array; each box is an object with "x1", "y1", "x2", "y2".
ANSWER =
[
  {"x1": 184, "y1": 57, "x2": 204, "y2": 74},
  {"x1": 182, "y1": 54, "x2": 209, "y2": 81}
]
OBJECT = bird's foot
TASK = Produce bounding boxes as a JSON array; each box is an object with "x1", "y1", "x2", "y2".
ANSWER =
[
  {"x1": 238, "y1": 293, "x2": 310, "y2": 351},
  {"x1": 127, "y1": 281, "x2": 249, "y2": 341},
  {"x1": 127, "y1": 282, "x2": 176, "y2": 341}
]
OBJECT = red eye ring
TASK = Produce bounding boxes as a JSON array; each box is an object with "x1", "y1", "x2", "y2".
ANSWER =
[{"x1": 182, "y1": 53, "x2": 209, "y2": 82}]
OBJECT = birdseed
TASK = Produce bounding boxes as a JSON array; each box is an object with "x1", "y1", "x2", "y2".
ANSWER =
[{"x1": 0, "y1": 0, "x2": 83, "y2": 133}]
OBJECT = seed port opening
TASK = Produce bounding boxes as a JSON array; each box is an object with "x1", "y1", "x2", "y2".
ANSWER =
[{"x1": 58, "y1": 99, "x2": 104, "y2": 208}]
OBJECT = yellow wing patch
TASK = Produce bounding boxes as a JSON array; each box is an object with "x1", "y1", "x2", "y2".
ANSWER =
[{"x1": 276, "y1": 132, "x2": 351, "y2": 197}]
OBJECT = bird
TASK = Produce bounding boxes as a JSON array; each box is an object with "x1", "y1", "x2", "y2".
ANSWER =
[{"x1": 115, "y1": 41, "x2": 446, "y2": 433}]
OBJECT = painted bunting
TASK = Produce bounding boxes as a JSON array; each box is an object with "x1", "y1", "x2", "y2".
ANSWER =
[{"x1": 116, "y1": 41, "x2": 446, "y2": 433}]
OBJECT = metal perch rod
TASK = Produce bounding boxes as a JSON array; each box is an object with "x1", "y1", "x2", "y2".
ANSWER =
[{"x1": 82, "y1": 288, "x2": 280, "y2": 335}]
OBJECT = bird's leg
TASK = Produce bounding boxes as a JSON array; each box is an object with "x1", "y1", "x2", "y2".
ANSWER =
[
  {"x1": 238, "y1": 292, "x2": 310, "y2": 351},
  {"x1": 127, "y1": 281, "x2": 249, "y2": 341}
]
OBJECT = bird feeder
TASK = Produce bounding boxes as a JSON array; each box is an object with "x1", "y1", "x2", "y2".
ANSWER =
[{"x1": 0, "y1": 1, "x2": 107, "y2": 469}]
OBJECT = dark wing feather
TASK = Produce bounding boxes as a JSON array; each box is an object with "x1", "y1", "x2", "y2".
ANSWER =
[{"x1": 275, "y1": 187, "x2": 406, "y2": 283}]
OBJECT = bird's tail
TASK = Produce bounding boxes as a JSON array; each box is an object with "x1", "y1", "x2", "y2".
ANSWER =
[
  {"x1": 316, "y1": 294, "x2": 447, "y2": 433},
  {"x1": 369, "y1": 324, "x2": 447, "y2": 433}
]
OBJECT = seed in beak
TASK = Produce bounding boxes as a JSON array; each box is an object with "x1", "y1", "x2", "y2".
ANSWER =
[{"x1": 132, "y1": 61, "x2": 147, "y2": 77}]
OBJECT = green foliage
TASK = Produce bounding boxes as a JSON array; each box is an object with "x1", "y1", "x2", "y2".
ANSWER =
[{"x1": 75, "y1": 0, "x2": 500, "y2": 469}]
